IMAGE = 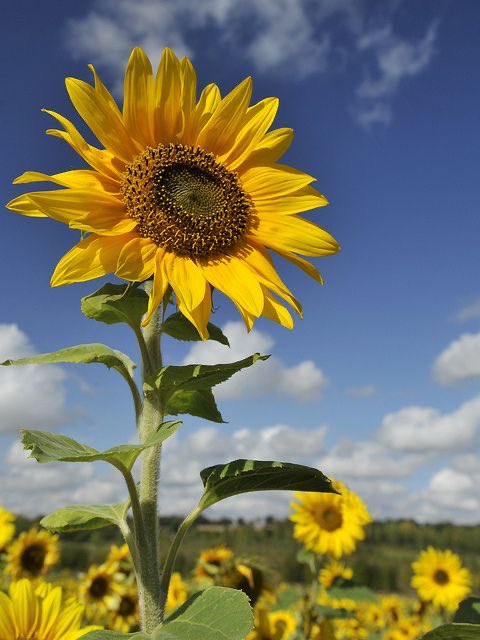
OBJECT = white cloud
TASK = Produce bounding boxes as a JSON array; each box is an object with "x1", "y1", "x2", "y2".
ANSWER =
[
  {"x1": 433, "y1": 332, "x2": 480, "y2": 385},
  {"x1": 0, "y1": 324, "x2": 71, "y2": 434},
  {"x1": 455, "y1": 300, "x2": 480, "y2": 323},
  {"x1": 346, "y1": 384, "x2": 376, "y2": 397},
  {"x1": 378, "y1": 396, "x2": 480, "y2": 452},
  {"x1": 183, "y1": 321, "x2": 327, "y2": 402},
  {"x1": 63, "y1": 0, "x2": 439, "y2": 127}
]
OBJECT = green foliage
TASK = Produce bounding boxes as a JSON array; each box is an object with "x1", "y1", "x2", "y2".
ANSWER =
[
  {"x1": 83, "y1": 632, "x2": 150, "y2": 639},
  {"x1": 328, "y1": 586, "x2": 377, "y2": 602},
  {"x1": 166, "y1": 389, "x2": 224, "y2": 423},
  {"x1": 81, "y1": 283, "x2": 148, "y2": 328},
  {"x1": 454, "y1": 599, "x2": 480, "y2": 624},
  {"x1": 422, "y1": 624, "x2": 480, "y2": 640},
  {"x1": 162, "y1": 312, "x2": 229, "y2": 345},
  {"x1": 153, "y1": 587, "x2": 253, "y2": 639},
  {"x1": 41, "y1": 503, "x2": 128, "y2": 533},
  {"x1": 22, "y1": 422, "x2": 181, "y2": 471},
  {"x1": 0, "y1": 343, "x2": 136, "y2": 379},
  {"x1": 198, "y1": 459, "x2": 335, "y2": 510}
]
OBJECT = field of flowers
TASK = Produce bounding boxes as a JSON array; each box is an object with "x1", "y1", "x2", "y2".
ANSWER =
[{"x1": 0, "y1": 478, "x2": 474, "y2": 639}]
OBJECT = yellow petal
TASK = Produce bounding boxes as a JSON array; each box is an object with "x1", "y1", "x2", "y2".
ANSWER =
[
  {"x1": 241, "y1": 163, "x2": 315, "y2": 199},
  {"x1": 13, "y1": 169, "x2": 120, "y2": 193},
  {"x1": 0, "y1": 592, "x2": 15, "y2": 640},
  {"x1": 198, "y1": 253, "x2": 264, "y2": 317},
  {"x1": 251, "y1": 213, "x2": 340, "y2": 257},
  {"x1": 219, "y1": 97, "x2": 278, "y2": 170},
  {"x1": 253, "y1": 185, "x2": 328, "y2": 215},
  {"x1": 65, "y1": 70, "x2": 138, "y2": 163},
  {"x1": 51, "y1": 234, "x2": 133, "y2": 286},
  {"x1": 154, "y1": 48, "x2": 183, "y2": 142},
  {"x1": 123, "y1": 47, "x2": 155, "y2": 147},
  {"x1": 262, "y1": 289, "x2": 294, "y2": 329},
  {"x1": 177, "y1": 286, "x2": 212, "y2": 341},
  {"x1": 43, "y1": 109, "x2": 124, "y2": 180},
  {"x1": 11, "y1": 579, "x2": 39, "y2": 638},
  {"x1": 180, "y1": 57, "x2": 197, "y2": 127},
  {"x1": 37, "y1": 586, "x2": 62, "y2": 638},
  {"x1": 276, "y1": 249, "x2": 324, "y2": 284},
  {"x1": 196, "y1": 77, "x2": 252, "y2": 155},
  {"x1": 116, "y1": 235, "x2": 157, "y2": 281},
  {"x1": 191, "y1": 83, "x2": 222, "y2": 141},
  {"x1": 142, "y1": 249, "x2": 168, "y2": 326},
  {"x1": 244, "y1": 127, "x2": 294, "y2": 166},
  {"x1": 163, "y1": 253, "x2": 207, "y2": 311},
  {"x1": 6, "y1": 193, "x2": 47, "y2": 217}
]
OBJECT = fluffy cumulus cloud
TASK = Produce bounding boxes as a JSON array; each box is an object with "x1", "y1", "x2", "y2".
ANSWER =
[
  {"x1": 433, "y1": 332, "x2": 480, "y2": 385},
  {"x1": 64, "y1": 0, "x2": 439, "y2": 127},
  {"x1": 183, "y1": 321, "x2": 327, "y2": 402},
  {"x1": 0, "y1": 324, "x2": 71, "y2": 434}
]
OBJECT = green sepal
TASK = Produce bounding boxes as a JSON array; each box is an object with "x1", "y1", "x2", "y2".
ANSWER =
[
  {"x1": 83, "y1": 631, "x2": 150, "y2": 639},
  {"x1": 421, "y1": 624, "x2": 480, "y2": 640},
  {"x1": 22, "y1": 421, "x2": 181, "y2": 471},
  {"x1": 162, "y1": 312, "x2": 229, "y2": 346},
  {"x1": 198, "y1": 459, "x2": 336, "y2": 510},
  {"x1": 454, "y1": 599, "x2": 480, "y2": 624},
  {"x1": 41, "y1": 502, "x2": 129, "y2": 533},
  {"x1": 153, "y1": 586, "x2": 253, "y2": 639},
  {"x1": 81, "y1": 283, "x2": 148, "y2": 328},
  {"x1": 166, "y1": 389, "x2": 224, "y2": 423},
  {"x1": 1, "y1": 343, "x2": 136, "y2": 379}
]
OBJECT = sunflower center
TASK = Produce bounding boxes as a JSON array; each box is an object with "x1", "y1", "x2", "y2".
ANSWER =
[
  {"x1": 89, "y1": 575, "x2": 110, "y2": 599},
  {"x1": 119, "y1": 595, "x2": 136, "y2": 616},
  {"x1": 433, "y1": 569, "x2": 450, "y2": 585},
  {"x1": 318, "y1": 507, "x2": 343, "y2": 532},
  {"x1": 20, "y1": 543, "x2": 46, "y2": 576},
  {"x1": 121, "y1": 143, "x2": 252, "y2": 257}
]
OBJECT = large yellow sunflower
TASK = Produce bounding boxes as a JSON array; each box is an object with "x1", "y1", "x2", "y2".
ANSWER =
[
  {"x1": 0, "y1": 579, "x2": 98, "y2": 640},
  {"x1": 6, "y1": 47, "x2": 339, "y2": 338},
  {"x1": 5, "y1": 528, "x2": 59, "y2": 580},
  {"x1": 411, "y1": 546, "x2": 471, "y2": 611},
  {"x1": 0, "y1": 507, "x2": 15, "y2": 550},
  {"x1": 289, "y1": 479, "x2": 371, "y2": 558}
]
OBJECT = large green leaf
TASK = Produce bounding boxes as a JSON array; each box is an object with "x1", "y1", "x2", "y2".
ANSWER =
[
  {"x1": 156, "y1": 354, "x2": 268, "y2": 400},
  {"x1": 153, "y1": 587, "x2": 253, "y2": 639},
  {"x1": 22, "y1": 422, "x2": 181, "y2": 471},
  {"x1": 422, "y1": 624, "x2": 480, "y2": 640},
  {"x1": 81, "y1": 283, "x2": 149, "y2": 328},
  {"x1": 162, "y1": 312, "x2": 229, "y2": 346},
  {"x1": 83, "y1": 631, "x2": 150, "y2": 639},
  {"x1": 1, "y1": 343, "x2": 136, "y2": 379},
  {"x1": 166, "y1": 389, "x2": 224, "y2": 423},
  {"x1": 454, "y1": 599, "x2": 480, "y2": 624},
  {"x1": 41, "y1": 503, "x2": 128, "y2": 533},
  {"x1": 198, "y1": 459, "x2": 335, "y2": 510}
]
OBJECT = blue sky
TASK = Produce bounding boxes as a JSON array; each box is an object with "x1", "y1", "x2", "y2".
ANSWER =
[{"x1": 1, "y1": 0, "x2": 480, "y2": 523}]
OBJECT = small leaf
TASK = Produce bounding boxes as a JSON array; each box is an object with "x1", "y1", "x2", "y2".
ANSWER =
[
  {"x1": 162, "y1": 312, "x2": 229, "y2": 346},
  {"x1": 153, "y1": 586, "x2": 253, "y2": 640},
  {"x1": 41, "y1": 503, "x2": 128, "y2": 533},
  {"x1": 198, "y1": 459, "x2": 336, "y2": 510},
  {"x1": 156, "y1": 354, "x2": 268, "y2": 400},
  {"x1": 421, "y1": 624, "x2": 480, "y2": 640},
  {"x1": 1, "y1": 343, "x2": 136, "y2": 379},
  {"x1": 22, "y1": 422, "x2": 181, "y2": 470},
  {"x1": 454, "y1": 599, "x2": 480, "y2": 624},
  {"x1": 83, "y1": 631, "x2": 150, "y2": 639},
  {"x1": 166, "y1": 389, "x2": 224, "y2": 423},
  {"x1": 81, "y1": 283, "x2": 148, "y2": 328}
]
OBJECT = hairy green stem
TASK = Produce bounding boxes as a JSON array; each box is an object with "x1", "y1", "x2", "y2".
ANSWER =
[{"x1": 158, "y1": 505, "x2": 203, "y2": 620}]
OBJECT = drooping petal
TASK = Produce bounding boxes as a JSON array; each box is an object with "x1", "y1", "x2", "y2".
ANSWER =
[
  {"x1": 177, "y1": 286, "x2": 213, "y2": 341},
  {"x1": 115, "y1": 235, "x2": 157, "y2": 281},
  {"x1": 163, "y1": 252, "x2": 207, "y2": 311},
  {"x1": 261, "y1": 289, "x2": 294, "y2": 329},
  {"x1": 142, "y1": 249, "x2": 168, "y2": 326},
  {"x1": 123, "y1": 47, "x2": 155, "y2": 147},
  {"x1": 6, "y1": 193, "x2": 47, "y2": 217},
  {"x1": 13, "y1": 169, "x2": 120, "y2": 193},
  {"x1": 51, "y1": 234, "x2": 133, "y2": 286},
  {"x1": 275, "y1": 250, "x2": 324, "y2": 284}
]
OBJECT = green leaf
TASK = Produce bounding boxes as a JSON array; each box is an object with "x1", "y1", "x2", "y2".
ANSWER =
[
  {"x1": 153, "y1": 586, "x2": 253, "y2": 640},
  {"x1": 162, "y1": 312, "x2": 229, "y2": 346},
  {"x1": 198, "y1": 459, "x2": 336, "y2": 510},
  {"x1": 1, "y1": 343, "x2": 136, "y2": 379},
  {"x1": 157, "y1": 354, "x2": 269, "y2": 400},
  {"x1": 41, "y1": 503, "x2": 128, "y2": 533},
  {"x1": 422, "y1": 624, "x2": 480, "y2": 640},
  {"x1": 328, "y1": 586, "x2": 377, "y2": 603},
  {"x1": 296, "y1": 548, "x2": 317, "y2": 573},
  {"x1": 454, "y1": 599, "x2": 480, "y2": 624},
  {"x1": 83, "y1": 631, "x2": 150, "y2": 639},
  {"x1": 22, "y1": 422, "x2": 181, "y2": 471},
  {"x1": 81, "y1": 283, "x2": 149, "y2": 328},
  {"x1": 166, "y1": 389, "x2": 224, "y2": 423}
]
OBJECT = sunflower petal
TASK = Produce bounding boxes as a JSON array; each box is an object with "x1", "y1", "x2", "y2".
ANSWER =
[
  {"x1": 142, "y1": 250, "x2": 168, "y2": 326},
  {"x1": 116, "y1": 236, "x2": 157, "y2": 281},
  {"x1": 244, "y1": 127, "x2": 294, "y2": 165},
  {"x1": 262, "y1": 289, "x2": 294, "y2": 329},
  {"x1": 51, "y1": 234, "x2": 132, "y2": 286},
  {"x1": 13, "y1": 169, "x2": 119, "y2": 193},
  {"x1": 6, "y1": 193, "x2": 47, "y2": 217},
  {"x1": 154, "y1": 48, "x2": 183, "y2": 142},
  {"x1": 177, "y1": 286, "x2": 213, "y2": 341},
  {"x1": 241, "y1": 163, "x2": 316, "y2": 198},
  {"x1": 253, "y1": 185, "x2": 328, "y2": 215},
  {"x1": 123, "y1": 47, "x2": 155, "y2": 147},
  {"x1": 163, "y1": 253, "x2": 207, "y2": 311}
]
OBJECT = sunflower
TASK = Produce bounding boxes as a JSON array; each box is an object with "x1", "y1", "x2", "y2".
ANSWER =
[
  {"x1": 0, "y1": 579, "x2": 98, "y2": 639},
  {"x1": 79, "y1": 562, "x2": 124, "y2": 622},
  {"x1": 0, "y1": 507, "x2": 15, "y2": 550},
  {"x1": 194, "y1": 545, "x2": 234, "y2": 579},
  {"x1": 165, "y1": 571, "x2": 188, "y2": 613},
  {"x1": 411, "y1": 546, "x2": 471, "y2": 611},
  {"x1": 106, "y1": 584, "x2": 140, "y2": 632},
  {"x1": 319, "y1": 559, "x2": 353, "y2": 589},
  {"x1": 105, "y1": 543, "x2": 133, "y2": 579},
  {"x1": 289, "y1": 479, "x2": 371, "y2": 558},
  {"x1": 7, "y1": 47, "x2": 339, "y2": 338},
  {"x1": 247, "y1": 607, "x2": 297, "y2": 640},
  {"x1": 5, "y1": 528, "x2": 59, "y2": 580}
]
